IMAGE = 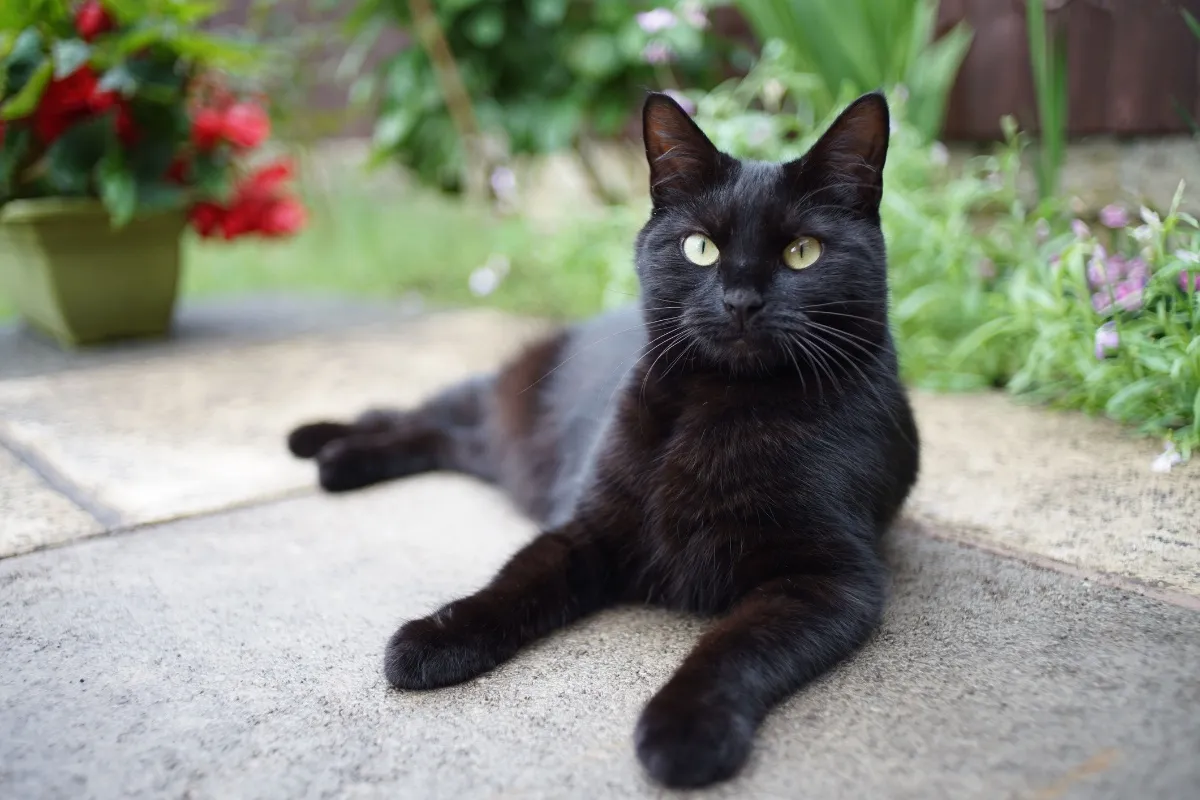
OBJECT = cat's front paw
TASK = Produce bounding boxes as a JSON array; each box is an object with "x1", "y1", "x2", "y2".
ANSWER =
[
  {"x1": 287, "y1": 421, "x2": 353, "y2": 459},
  {"x1": 384, "y1": 613, "x2": 498, "y2": 690},
  {"x1": 634, "y1": 690, "x2": 756, "y2": 788}
]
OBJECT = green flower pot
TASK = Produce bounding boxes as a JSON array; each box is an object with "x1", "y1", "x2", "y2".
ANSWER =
[{"x1": 0, "y1": 198, "x2": 187, "y2": 348}]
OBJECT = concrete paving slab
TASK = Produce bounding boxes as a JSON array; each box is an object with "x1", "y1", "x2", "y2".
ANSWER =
[
  {"x1": 910, "y1": 390, "x2": 1200, "y2": 599},
  {"x1": 0, "y1": 310, "x2": 548, "y2": 532},
  {"x1": 2, "y1": 477, "x2": 1198, "y2": 800},
  {"x1": 0, "y1": 447, "x2": 102, "y2": 558}
]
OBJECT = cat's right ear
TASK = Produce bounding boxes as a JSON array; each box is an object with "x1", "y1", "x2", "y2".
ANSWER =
[{"x1": 643, "y1": 93, "x2": 725, "y2": 206}]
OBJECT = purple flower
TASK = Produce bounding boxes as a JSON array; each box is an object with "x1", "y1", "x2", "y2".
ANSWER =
[
  {"x1": 1181, "y1": 272, "x2": 1200, "y2": 293},
  {"x1": 1049, "y1": 253, "x2": 1062, "y2": 271},
  {"x1": 1099, "y1": 204, "x2": 1130, "y2": 229},
  {"x1": 642, "y1": 40, "x2": 674, "y2": 64},
  {"x1": 636, "y1": 8, "x2": 676, "y2": 33},
  {"x1": 1094, "y1": 322, "x2": 1119, "y2": 359},
  {"x1": 1113, "y1": 281, "x2": 1144, "y2": 311},
  {"x1": 1072, "y1": 219, "x2": 1090, "y2": 239},
  {"x1": 977, "y1": 258, "x2": 996, "y2": 280},
  {"x1": 663, "y1": 89, "x2": 696, "y2": 116}
]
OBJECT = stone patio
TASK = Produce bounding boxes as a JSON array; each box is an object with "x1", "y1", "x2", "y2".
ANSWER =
[{"x1": 2, "y1": 297, "x2": 1198, "y2": 799}]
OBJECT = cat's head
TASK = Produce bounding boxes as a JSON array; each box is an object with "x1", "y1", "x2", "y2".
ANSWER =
[{"x1": 635, "y1": 92, "x2": 892, "y2": 378}]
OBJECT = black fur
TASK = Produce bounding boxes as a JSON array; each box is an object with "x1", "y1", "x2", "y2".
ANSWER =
[{"x1": 288, "y1": 91, "x2": 919, "y2": 788}]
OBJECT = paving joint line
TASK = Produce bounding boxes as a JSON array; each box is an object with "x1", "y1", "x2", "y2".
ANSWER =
[
  {"x1": 0, "y1": 430, "x2": 125, "y2": 530},
  {"x1": 900, "y1": 511, "x2": 1200, "y2": 612}
]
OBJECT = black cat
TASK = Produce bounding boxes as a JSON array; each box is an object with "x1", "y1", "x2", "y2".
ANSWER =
[{"x1": 288, "y1": 91, "x2": 919, "y2": 788}]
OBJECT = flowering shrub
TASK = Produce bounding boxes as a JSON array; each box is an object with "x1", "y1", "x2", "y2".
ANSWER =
[
  {"x1": 0, "y1": 1, "x2": 304, "y2": 239},
  {"x1": 348, "y1": 0, "x2": 742, "y2": 191}
]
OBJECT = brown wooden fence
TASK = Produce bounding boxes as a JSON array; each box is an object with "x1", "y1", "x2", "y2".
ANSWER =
[{"x1": 938, "y1": 0, "x2": 1200, "y2": 140}]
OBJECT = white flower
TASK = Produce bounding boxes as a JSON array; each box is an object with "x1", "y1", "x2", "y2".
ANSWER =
[
  {"x1": 930, "y1": 141, "x2": 949, "y2": 168},
  {"x1": 1132, "y1": 225, "x2": 1154, "y2": 245},
  {"x1": 636, "y1": 8, "x2": 676, "y2": 33},
  {"x1": 489, "y1": 167, "x2": 517, "y2": 201},
  {"x1": 1151, "y1": 442, "x2": 1183, "y2": 474},
  {"x1": 1140, "y1": 206, "x2": 1162, "y2": 228},
  {"x1": 678, "y1": 1, "x2": 708, "y2": 28},
  {"x1": 468, "y1": 254, "x2": 511, "y2": 297},
  {"x1": 1174, "y1": 248, "x2": 1200, "y2": 265}
]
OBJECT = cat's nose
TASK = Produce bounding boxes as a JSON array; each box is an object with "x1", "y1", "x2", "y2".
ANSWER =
[{"x1": 723, "y1": 289, "x2": 764, "y2": 330}]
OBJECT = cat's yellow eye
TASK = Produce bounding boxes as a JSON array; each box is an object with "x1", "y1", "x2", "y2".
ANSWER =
[
  {"x1": 682, "y1": 233, "x2": 719, "y2": 267},
  {"x1": 783, "y1": 236, "x2": 822, "y2": 270}
]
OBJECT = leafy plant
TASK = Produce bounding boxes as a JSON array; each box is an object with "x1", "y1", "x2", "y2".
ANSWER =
[
  {"x1": 0, "y1": 0, "x2": 305, "y2": 238},
  {"x1": 1025, "y1": 0, "x2": 1068, "y2": 199},
  {"x1": 342, "y1": 0, "x2": 741, "y2": 193},
  {"x1": 731, "y1": 0, "x2": 972, "y2": 140}
]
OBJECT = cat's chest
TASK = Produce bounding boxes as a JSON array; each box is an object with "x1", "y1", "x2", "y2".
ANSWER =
[{"x1": 645, "y1": 405, "x2": 817, "y2": 520}]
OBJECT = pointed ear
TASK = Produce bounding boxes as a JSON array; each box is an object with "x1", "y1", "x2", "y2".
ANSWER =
[
  {"x1": 789, "y1": 92, "x2": 890, "y2": 215},
  {"x1": 643, "y1": 92, "x2": 727, "y2": 206}
]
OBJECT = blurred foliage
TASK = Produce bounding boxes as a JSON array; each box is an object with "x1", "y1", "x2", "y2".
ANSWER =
[
  {"x1": 339, "y1": 0, "x2": 745, "y2": 191},
  {"x1": 732, "y1": 0, "x2": 970, "y2": 140}
]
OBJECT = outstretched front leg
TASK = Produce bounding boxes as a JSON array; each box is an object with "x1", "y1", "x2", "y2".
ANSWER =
[
  {"x1": 385, "y1": 515, "x2": 626, "y2": 690},
  {"x1": 636, "y1": 543, "x2": 886, "y2": 788}
]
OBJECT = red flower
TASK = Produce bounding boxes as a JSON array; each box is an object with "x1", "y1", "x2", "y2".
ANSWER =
[
  {"x1": 114, "y1": 100, "x2": 137, "y2": 145},
  {"x1": 166, "y1": 156, "x2": 190, "y2": 184},
  {"x1": 189, "y1": 202, "x2": 225, "y2": 238},
  {"x1": 245, "y1": 160, "x2": 293, "y2": 193},
  {"x1": 258, "y1": 198, "x2": 307, "y2": 237},
  {"x1": 34, "y1": 67, "x2": 101, "y2": 143},
  {"x1": 220, "y1": 103, "x2": 270, "y2": 149},
  {"x1": 188, "y1": 158, "x2": 305, "y2": 240},
  {"x1": 191, "y1": 108, "x2": 224, "y2": 151},
  {"x1": 75, "y1": 1, "x2": 116, "y2": 42}
]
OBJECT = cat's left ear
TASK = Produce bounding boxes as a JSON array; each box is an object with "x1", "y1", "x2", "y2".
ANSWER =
[
  {"x1": 788, "y1": 91, "x2": 890, "y2": 215},
  {"x1": 643, "y1": 92, "x2": 728, "y2": 206}
]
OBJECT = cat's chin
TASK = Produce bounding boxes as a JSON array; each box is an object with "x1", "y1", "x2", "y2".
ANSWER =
[{"x1": 690, "y1": 330, "x2": 789, "y2": 374}]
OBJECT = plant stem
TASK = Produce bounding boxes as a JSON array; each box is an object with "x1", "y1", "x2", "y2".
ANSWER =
[{"x1": 407, "y1": 0, "x2": 488, "y2": 202}]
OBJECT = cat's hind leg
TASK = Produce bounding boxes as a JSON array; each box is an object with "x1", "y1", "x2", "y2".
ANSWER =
[{"x1": 287, "y1": 376, "x2": 496, "y2": 493}]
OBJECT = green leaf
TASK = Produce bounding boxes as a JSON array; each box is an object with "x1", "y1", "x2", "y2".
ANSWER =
[
  {"x1": 52, "y1": 39, "x2": 92, "y2": 79},
  {"x1": 0, "y1": 125, "x2": 31, "y2": 195},
  {"x1": 1, "y1": 59, "x2": 51, "y2": 120},
  {"x1": 3, "y1": 29, "x2": 44, "y2": 92},
  {"x1": 96, "y1": 148, "x2": 137, "y2": 227},
  {"x1": 98, "y1": 63, "x2": 138, "y2": 95},
  {"x1": 134, "y1": 180, "x2": 186, "y2": 213},
  {"x1": 44, "y1": 114, "x2": 112, "y2": 194}
]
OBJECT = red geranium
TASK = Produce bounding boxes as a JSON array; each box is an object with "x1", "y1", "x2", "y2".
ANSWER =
[
  {"x1": 30, "y1": 66, "x2": 136, "y2": 146},
  {"x1": 190, "y1": 108, "x2": 224, "y2": 150},
  {"x1": 75, "y1": 1, "x2": 116, "y2": 42},
  {"x1": 189, "y1": 159, "x2": 306, "y2": 240},
  {"x1": 221, "y1": 102, "x2": 270, "y2": 149},
  {"x1": 190, "y1": 101, "x2": 270, "y2": 151}
]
